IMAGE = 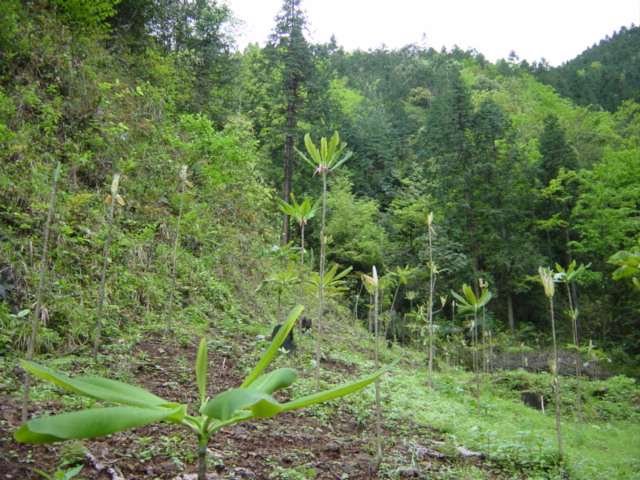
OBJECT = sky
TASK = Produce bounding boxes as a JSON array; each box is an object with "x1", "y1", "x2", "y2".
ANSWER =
[{"x1": 222, "y1": 0, "x2": 639, "y2": 66}]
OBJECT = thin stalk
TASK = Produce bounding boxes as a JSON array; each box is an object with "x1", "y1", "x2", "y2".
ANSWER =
[
  {"x1": 22, "y1": 163, "x2": 60, "y2": 422},
  {"x1": 566, "y1": 281, "x2": 583, "y2": 425},
  {"x1": 482, "y1": 307, "x2": 487, "y2": 373},
  {"x1": 93, "y1": 174, "x2": 124, "y2": 361},
  {"x1": 426, "y1": 222, "x2": 436, "y2": 387},
  {"x1": 373, "y1": 275, "x2": 383, "y2": 469},
  {"x1": 549, "y1": 294, "x2": 563, "y2": 458},
  {"x1": 296, "y1": 223, "x2": 305, "y2": 358},
  {"x1": 473, "y1": 311, "x2": 481, "y2": 415},
  {"x1": 315, "y1": 171, "x2": 327, "y2": 392},
  {"x1": 92, "y1": 187, "x2": 117, "y2": 361},
  {"x1": 167, "y1": 167, "x2": 188, "y2": 335}
]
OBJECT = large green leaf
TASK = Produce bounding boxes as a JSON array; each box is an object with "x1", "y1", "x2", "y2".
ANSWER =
[
  {"x1": 297, "y1": 132, "x2": 352, "y2": 172},
  {"x1": 14, "y1": 405, "x2": 185, "y2": 444},
  {"x1": 450, "y1": 289, "x2": 470, "y2": 309},
  {"x1": 240, "y1": 305, "x2": 303, "y2": 388},
  {"x1": 608, "y1": 249, "x2": 640, "y2": 280},
  {"x1": 282, "y1": 357, "x2": 401, "y2": 411},
  {"x1": 476, "y1": 289, "x2": 492, "y2": 309},
  {"x1": 200, "y1": 389, "x2": 283, "y2": 421},
  {"x1": 247, "y1": 368, "x2": 298, "y2": 394},
  {"x1": 462, "y1": 284, "x2": 477, "y2": 306},
  {"x1": 22, "y1": 361, "x2": 170, "y2": 408}
]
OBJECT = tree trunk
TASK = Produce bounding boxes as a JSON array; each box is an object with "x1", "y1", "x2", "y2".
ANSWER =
[
  {"x1": 281, "y1": 96, "x2": 297, "y2": 246},
  {"x1": 281, "y1": 133, "x2": 293, "y2": 245},
  {"x1": 507, "y1": 292, "x2": 515, "y2": 331}
]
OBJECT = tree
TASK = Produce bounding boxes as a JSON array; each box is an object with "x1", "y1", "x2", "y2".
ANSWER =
[
  {"x1": 423, "y1": 71, "x2": 479, "y2": 283},
  {"x1": 538, "y1": 114, "x2": 578, "y2": 187},
  {"x1": 109, "y1": 0, "x2": 236, "y2": 119},
  {"x1": 265, "y1": 0, "x2": 314, "y2": 245},
  {"x1": 572, "y1": 148, "x2": 640, "y2": 261}
]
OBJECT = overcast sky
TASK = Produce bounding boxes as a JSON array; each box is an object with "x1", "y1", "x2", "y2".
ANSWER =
[{"x1": 223, "y1": 0, "x2": 639, "y2": 66}]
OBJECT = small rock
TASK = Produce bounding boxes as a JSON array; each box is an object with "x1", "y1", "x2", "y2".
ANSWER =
[
  {"x1": 325, "y1": 443, "x2": 341, "y2": 453},
  {"x1": 457, "y1": 446, "x2": 483, "y2": 458},
  {"x1": 414, "y1": 446, "x2": 447, "y2": 459},
  {"x1": 343, "y1": 465, "x2": 357, "y2": 475},
  {"x1": 396, "y1": 467, "x2": 423, "y2": 477},
  {"x1": 234, "y1": 467, "x2": 255, "y2": 477}
]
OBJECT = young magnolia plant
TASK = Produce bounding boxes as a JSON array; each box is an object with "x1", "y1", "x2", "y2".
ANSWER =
[{"x1": 15, "y1": 306, "x2": 397, "y2": 480}]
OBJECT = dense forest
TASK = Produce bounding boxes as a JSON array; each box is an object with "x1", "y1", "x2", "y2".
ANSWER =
[{"x1": 1, "y1": 1, "x2": 640, "y2": 479}]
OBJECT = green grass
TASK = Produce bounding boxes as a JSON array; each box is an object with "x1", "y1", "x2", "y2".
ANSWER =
[{"x1": 298, "y1": 316, "x2": 640, "y2": 480}]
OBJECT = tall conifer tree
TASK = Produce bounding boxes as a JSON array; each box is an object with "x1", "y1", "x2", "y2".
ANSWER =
[{"x1": 266, "y1": 0, "x2": 313, "y2": 245}]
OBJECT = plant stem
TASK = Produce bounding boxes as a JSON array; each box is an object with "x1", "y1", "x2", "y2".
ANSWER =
[
  {"x1": 427, "y1": 222, "x2": 435, "y2": 387},
  {"x1": 197, "y1": 436, "x2": 208, "y2": 480},
  {"x1": 373, "y1": 273, "x2": 383, "y2": 469},
  {"x1": 566, "y1": 281, "x2": 583, "y2": 425},
  {"x1": 92, "y1": 189, "x2": 116, "y2": 362},
  {"x1": 315, "y1": 171, "x2": 327, "y2": 392},
  {"x1": 167, "y1": 169, "x2": 187, "y2": 335},
  {"x1": 473, "y1": 310, "x2": 481, "y2": 415},
  {"x1": 549, "y1": 295, "x2": 563, "y2": 458},
  {"x1": 22, "y1": 163, "x2": 60, "y2": 422},
  {"x1": 297, "y1": 223, "x2": 305, "y2": 358}
]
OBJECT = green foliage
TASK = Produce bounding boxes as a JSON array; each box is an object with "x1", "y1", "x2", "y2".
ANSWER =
[
  {"x1": 451, "y1": 284, "x2": 492, "y2": 314},
  {"x1": 608, "y1": 242, "x2": 640, "y2": 288},
  {"x1": 2, "y1": 3, "x2": 640, "y2": 477},
  {"x1": 573, "y1": 148, "x2": 640, "y2": 260},
  {"x1": 535, "y1": 26, "x2": 640, "y2": 111},
  {"x1": 51, "y1": 0, "x2": 119, "y2": 34},
  {"x1": 305, "y1": 264, "x2": 353, "y2": 298},
  {"x1": 257, "y1": 262, "x2": 303, "y2": 313},
  {"x1": 296, "y1": 131, "x2": 353, "y2": 175},
  {"x1": 34, "y1": 464, "x2": 83, "y2": 480},
  {"x1": 278, "y1": 194, "x2": 320, "y2": 229},
  {"x1": 325, "y1": 177, "x2": 386, "y2": 271}
]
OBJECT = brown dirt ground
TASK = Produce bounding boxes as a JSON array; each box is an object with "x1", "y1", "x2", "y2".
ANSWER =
[{"x1": 0, "y1": 335, "x2": 482, "y2": 480}]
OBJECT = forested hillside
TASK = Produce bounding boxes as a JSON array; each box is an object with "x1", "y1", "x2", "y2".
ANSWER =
[
  {"x1": 1, "y1": 1, "x2": 639, "y2": 479},
  {"x1": 530, "y1": 24, "x2": 640, "y2": 111}
]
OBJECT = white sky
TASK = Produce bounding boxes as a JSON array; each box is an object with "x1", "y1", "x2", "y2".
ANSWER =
[{"x1": 223, "y1": 0, "x2": 639, "y2": 66}]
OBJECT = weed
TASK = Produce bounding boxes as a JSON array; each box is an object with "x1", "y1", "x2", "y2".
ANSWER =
[
  {"x1": 267, "y1": 463, "x2": 317, "y2": 480},
  {"x1": 34, "y1": 464, "x2": 84, "y2": 480}
]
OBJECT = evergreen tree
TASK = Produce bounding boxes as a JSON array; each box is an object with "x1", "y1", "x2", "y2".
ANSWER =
[
  {"x1": 265, "y1": 0, "x2": 314, "y2": 245},
  {"x1": 537, "y1": 115, "x2": 580, "y2": 267},
  {"x1": 423, "y1": 70, "x2": 480, "y2": 285},
  {"x1": 538, "y1": 114, "x2": 578, "y2": 186}
]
